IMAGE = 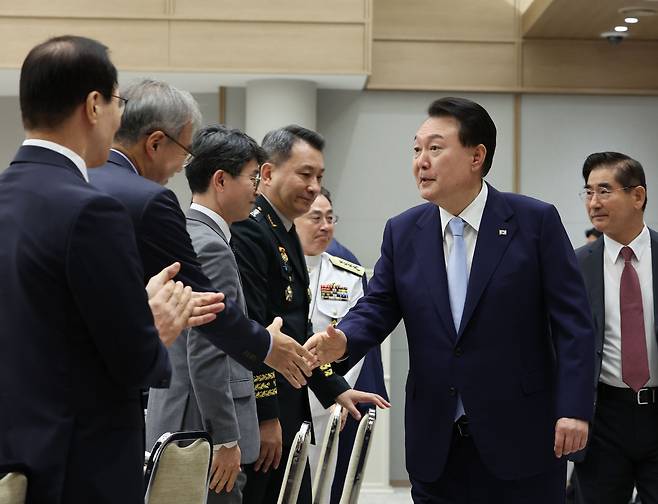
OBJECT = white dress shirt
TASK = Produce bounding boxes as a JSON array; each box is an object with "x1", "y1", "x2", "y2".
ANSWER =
[
  {"x1": 439, "y1": 182, "x2": 489, "y2": 275},
  {"x1": 600, "y1": 226, "x2": 656, "y2": 388},
  {"x1": 22, "y1": 139, "x2": 89, "y2": 182}
]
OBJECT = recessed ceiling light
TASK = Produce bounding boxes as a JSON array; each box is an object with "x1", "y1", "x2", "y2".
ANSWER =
[
  {"x1": 625, "y1": 17, "x2": 639, "y2": 23},
  {"x1": 614, "y1": 25, "x2": 629, "y2": 32}
]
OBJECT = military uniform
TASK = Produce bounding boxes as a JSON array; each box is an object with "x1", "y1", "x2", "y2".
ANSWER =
[
  {"x1": 306, "y1": 252, "x2": 366, "y2": 503},
  {"x1": 231, "y1": 194, "x2": 350, "y2": 504}
]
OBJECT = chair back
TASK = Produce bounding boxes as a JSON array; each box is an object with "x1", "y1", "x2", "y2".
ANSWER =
[
  {"x1": 0, "y1": 472, "x2": 28, "y2": 504},
  {"x1": 277, "y1": 421, "x2": 312, "y2": 504},
  {"x1": 144, "y1": 431, "x2": 212, "y2": 504},
  {"x1": 312, "y1": 406, "x2": 343, "y2": 503},
  {"x1": 339, "y1": 408, "x2": 377, "y2": 504}
]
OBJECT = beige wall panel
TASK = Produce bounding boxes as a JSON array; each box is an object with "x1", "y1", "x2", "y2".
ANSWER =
[
  {"x1": 0, "y1": 18, "x2": 169, "y2": 69},
  {"x1": 368, "y1": 40, "x2": 517, "y2": 90},
  {"x1": 374, "y1": 0, "x2": 517, "y2": 41},
  {"x1": 169, "y1": 22, "x2": 366, "y2": 73},
  {"x1": 523, "y1": 40, "x2": 658, "y2": 91},
  {"x1": 173, "y1": 0, "x2": 367, "y2": 22},
  {"x1": 0, "y1": 0, "x2": 167, "y2": 18}
]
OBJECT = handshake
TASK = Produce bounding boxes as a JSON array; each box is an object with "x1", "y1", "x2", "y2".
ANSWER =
[{"x1": 146, "y1": 262, "x2": 350, "y2": 390}]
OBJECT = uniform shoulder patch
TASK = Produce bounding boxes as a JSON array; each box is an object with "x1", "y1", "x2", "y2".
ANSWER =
[
  {"x1": 250, "y1": 206, "x2": 265, "y2": 221},
  {"x1": 327, "y1": 254, "x2": 365, "y2": 277}
]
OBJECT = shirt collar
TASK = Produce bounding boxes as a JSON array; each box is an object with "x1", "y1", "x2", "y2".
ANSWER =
[
  {"x1": 262, "y1": 194, "x2": 293, "y2": 231},
  {"x1": 22, "y1": 139, "x2": 89, "y2": 182},
  {"x1": 439, "y1": 181, "x2": 489, "y2": 237},
  {"x1": 604, "y1": 225, "x2": 650, "y2": 264},
  {"x1": 190, "y1": 202, "x2": 231, "y2": 242},
  {"x1": 110, "y1": 148, "x2": 139, "y2": 175}
]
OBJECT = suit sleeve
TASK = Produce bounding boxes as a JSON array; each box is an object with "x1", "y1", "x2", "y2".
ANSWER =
[
  {"x1": 231, "y1": 218, "x2": 280, "y2": 422},
  {"x1": 139, "y1": 190, "x2": 270, "y2": 370},
  {"x1": 338, "y1": 219, "x2": 403, "y2": 372},
  {"x1": 540, "y1": 205, "x2": 595, "y2": 422},
  {"x1": 187, "y1": 236, "x2": 241, "y2": 444},
  {"x1": 66, "y1": 194, "x2": 170, "y2": 389}
]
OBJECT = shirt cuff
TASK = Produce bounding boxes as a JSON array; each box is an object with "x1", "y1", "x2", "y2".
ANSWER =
[
  {"x1": 266, "y1": 333, "x2": 273, "y2": 357},
  {"x1": 213, "y1": 441, "x2": 238, "y2": 450}
]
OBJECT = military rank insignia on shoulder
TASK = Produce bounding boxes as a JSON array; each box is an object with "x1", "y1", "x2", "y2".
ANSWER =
[
  {"x1": 327, "y1": 254, "x2": 365, "y2": 277},
  {"x1": 250, "y1": 206, "x2": 262, "y2": 219}
]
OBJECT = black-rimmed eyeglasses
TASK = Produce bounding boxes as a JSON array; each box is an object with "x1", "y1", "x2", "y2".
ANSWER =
[{"x1": 162, "y1": 131, "x2": 195, "y2": 159}]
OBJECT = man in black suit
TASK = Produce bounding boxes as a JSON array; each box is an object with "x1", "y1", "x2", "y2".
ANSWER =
[
  {"x1": 232, "y1": 125, "x2": 389, "y2": 504},
  {"x1": 574, "y1": 152, "x2": 658, "y2": 504},
  {"x1": 0, "y1": 35, "x2": 203, "y2": 504},
  {"x1": 90, "y1": 79, "x2": 314, "y2": 386}
]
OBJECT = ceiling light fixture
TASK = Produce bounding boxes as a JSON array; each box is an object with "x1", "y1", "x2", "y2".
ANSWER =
[
  {"x1": 624, "y1": 17, "x2": 639, "y2": 23},
  {"x1": 614, "y1": 25, "x2": 629, "y2": 32}
]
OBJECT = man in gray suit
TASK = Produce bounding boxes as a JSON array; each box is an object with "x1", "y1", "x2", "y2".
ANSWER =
[{"x1": 146, "y1": 125, "x2": 265, "y2": 502}]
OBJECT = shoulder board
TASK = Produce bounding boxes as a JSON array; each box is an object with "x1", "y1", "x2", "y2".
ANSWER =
[
  {"x1": 327, "y1": 254, "x2": 365, "y2": 277},
  {"x1": 249, "y1": 206, "x2": 265, "y2": 221}
]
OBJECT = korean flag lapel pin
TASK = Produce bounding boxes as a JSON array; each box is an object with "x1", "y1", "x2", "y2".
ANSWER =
[{"x1": 498, "y1": 229, "x2": 507, "y2": 236}]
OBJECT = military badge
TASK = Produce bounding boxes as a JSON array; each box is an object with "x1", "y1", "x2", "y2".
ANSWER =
[
  {"x1": 285, "y1": 285, "x2": 293, "y2": 302},
  {"x1": 320, "y1": 283, "x2": 349, "y2": 301},
  {"x1": 278, "y1": 246, "x2": 289, "y2": 264},
  {"x1": 307, "y1": 287, "x2": 312, "y2": 303},
  {"x1": 267, "y1": 214, "x2": 278, "y2": 228}
]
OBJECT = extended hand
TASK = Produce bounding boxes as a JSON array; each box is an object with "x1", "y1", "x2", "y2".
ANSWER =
[
  {"x1": 255, "y1": 419, "x2": 282, "y2": 473},
  {"x1": 335, "y1": 389, "x2": 391, "y2": 421},
  {"x1": 209, "y1": 444, "x2": 241, "y2": 494},
  {"x1": 264, "y1": 317, "x2": 315, "y2": 389},
  {"x1": 146, "y1": 263, "x2": 192, "y2": 347},
  {"x1": 188, "y1": 291, "x2": 225, "y2": 327},
  {"x1": 304, "y1": 324, "x2": 348, "y2": 365},
  {"x1": 554, "y1": 417, "x2": 589, "y2": 457}
]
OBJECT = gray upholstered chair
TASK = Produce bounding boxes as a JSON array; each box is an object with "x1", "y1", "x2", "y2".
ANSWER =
[
  {"x1": 277, "y1": 421, "x2": 312, "y2": 504},
  {"x1": 339, "y1": 408, "x2": 377, "y2": 504},
  {"x1": 0, "y1": 472, "x2": 28, "y2": 504},
  {"x1": 312, "y1": 406, "x2": 343, "y2": 504},
  {"x1": 144, "y1": 431, "x2": 212, "y2": 504}
]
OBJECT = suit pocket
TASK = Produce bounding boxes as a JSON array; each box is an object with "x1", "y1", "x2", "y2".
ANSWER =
[
  {"x1": 230, "y1": 379, "x2": 254, "y2": 399},
  {"x1": 521, "y1": 370, "x2": 549, "y2": 395}
]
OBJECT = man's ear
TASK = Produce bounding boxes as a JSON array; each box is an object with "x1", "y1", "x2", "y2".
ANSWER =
[
  {"x1": 212, "y1": 170, "x2": 226, "y2": 192},
  {"x1": 84, "y1": 91, "x2": 102, "y2": 125},
  {"x1": 471, "y1": 144, "x2": 487, "y2": 173},
  {"x1": 633, "y1": 185, "x2": 647, "y2": 211},
  {"x1": 260, "y1": 162, "x2": 274, "y2": 186},
  {"x1": 145, "y1": 131, "x2": 166, "y2": 160}
]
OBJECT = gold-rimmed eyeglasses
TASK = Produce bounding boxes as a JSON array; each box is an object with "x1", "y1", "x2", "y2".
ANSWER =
[{"x1": 111, "y1": 94, "x2": 128, "y2": 110}]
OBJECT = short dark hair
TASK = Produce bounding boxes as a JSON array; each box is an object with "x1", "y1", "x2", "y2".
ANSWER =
[
  {"x1": 319, "y1": 187, "x2": 332, "y2": 205},
  {"x1": 20, "y1": 35, "x2": 117, "y2": 130},
  {"x1": 427, "y1": 97, "x2": 497, "y2": 177},
  {"x1": 585, "y1": 227, "x2": 602, "y2": 239},
  {"x1": 185, "y1": 124, "x2": 266, "y2": 194},
  {"x1": 261, "y1": 125, "x2": 324, "y2": 165},
  {"x1": 582, "y1": 152, "x2": 647, "y2": 211}
]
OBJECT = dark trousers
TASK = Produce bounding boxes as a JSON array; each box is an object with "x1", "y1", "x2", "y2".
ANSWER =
[
  {"x1": 410, "y1": 425, "x2": 566, "y2": 504},
  {"x1": 242, "y1": 444, "x2": 312, "y2": 504},
  {"x1": 574, "y1": 390, "x2": 658, "y2": 504}
]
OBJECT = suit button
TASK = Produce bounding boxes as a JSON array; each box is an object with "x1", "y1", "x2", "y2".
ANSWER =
[
  {"x1": 596, "y1": 350, "x2": 602, "y2": 356},
  {"x1": 454, "y1": 347, "x2": 463, "y2": 357},
  {"x1": 449, "y1": 387, "x2": 456, "y2": 396}
]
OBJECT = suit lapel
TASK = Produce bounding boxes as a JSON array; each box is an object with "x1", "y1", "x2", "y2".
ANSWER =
[
  {"x1": 413, "y1": 204, "x2": 457, "y2": 341},
  {"x1": 458, "y1": 185, "x2": 516, "y2": 339},
  {"x1": 186, "y1": 208, "x2": 229, "y2": 246},
  {"x1": 581, "y1": 238, "x2": 605, "y2": 349}
]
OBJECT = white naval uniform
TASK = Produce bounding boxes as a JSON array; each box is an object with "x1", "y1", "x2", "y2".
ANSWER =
[{"x1": 306, "y1": 252, "x2": 365, "y2": 502}]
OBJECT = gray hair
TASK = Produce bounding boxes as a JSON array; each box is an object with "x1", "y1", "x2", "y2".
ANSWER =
[{"x1": 114, "y1": 78, "x2": 202, "y2": 145}]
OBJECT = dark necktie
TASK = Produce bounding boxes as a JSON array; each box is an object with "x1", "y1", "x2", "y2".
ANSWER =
[{"x1": 620, "y1": 246, "x2": 649, "y2": 392}]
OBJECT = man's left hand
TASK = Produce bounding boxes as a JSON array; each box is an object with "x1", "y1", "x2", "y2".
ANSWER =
[
  {"x1": 554, "y1": 417, "x2": 588, "y2": 457},
  {"x1": 335, "y1": 389, "x2": 391, "y2": 421}
]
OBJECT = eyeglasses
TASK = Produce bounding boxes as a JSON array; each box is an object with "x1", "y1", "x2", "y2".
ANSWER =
[
  {"x1": 111, "y1": 94, "x2": 128, "y2": 110},
  {"x1": 306, "y1": 214, "x2": 339, "y2": 225},
  {"x1": 162, "y1": 131, "x2": 196, "y2": 159},
  {"x1": 239, "y1": 172, "x2": 261, "y2": 190},
  {"x1": 578, "y1": 186, "x2": 638, "y2": 202}
]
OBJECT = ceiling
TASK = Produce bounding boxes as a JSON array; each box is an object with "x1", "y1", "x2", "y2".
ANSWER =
[{"x1": 523, "y1": 0, "x2": 658, "y2": 40}]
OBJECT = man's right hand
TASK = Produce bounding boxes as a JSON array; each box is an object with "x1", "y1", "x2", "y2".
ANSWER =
[
  {"x1": 255, "y1": 418, "x2": 283, "y2": 473},
  {"x1": 304, "y1": 324, "x2": 348, "y2": 365},
  {"x1": 264, "y1": 317, "x2": 316, "y2": 388},
  {"x1": 209, "y1": 444, "x2": 241, "y2": 494}
]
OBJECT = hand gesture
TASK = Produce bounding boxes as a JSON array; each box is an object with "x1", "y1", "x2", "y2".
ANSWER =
[
  {"x1": 146, "y1": 262, "x2": 192, "y2": 347},
  {"x1": 188, "y1": 291, "x2": 225, "y2": 327},
  {"x1": 209, "y1": 444, "x2": 241, "y2": 494},
  {"x1": 304, "y1": 324, "x2": 348, "y2": 365},
  {"x1": 334, "y1": 389, "x2": 391, "y2": 421},
  {"x1": 264, "y1": 317, "x2": 316, "y2": 389}
]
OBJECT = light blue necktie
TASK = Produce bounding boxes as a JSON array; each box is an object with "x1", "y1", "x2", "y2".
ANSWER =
[{"x1": 447, "y1": 217, "x2": 468, "y2": 419}]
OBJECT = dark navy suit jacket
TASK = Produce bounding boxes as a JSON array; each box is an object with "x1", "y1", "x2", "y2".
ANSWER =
[
  {"x1": 338, "y1": 183, "x2": 595, "y2": 482},
  {"x1": 0, "y1": 146, "x2": 170, "y2": 503},
  {"x1": 90, "y1": 150, "x2": 270, "y2": 370}
]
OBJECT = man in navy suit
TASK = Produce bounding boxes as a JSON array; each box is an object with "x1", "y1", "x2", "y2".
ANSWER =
[
  {"x1": 90, "y1": 79, "x2": 314, "y2": 387},
  {"x1": 573, "y1": 153, "x2": 658, "y2": 504},
  {"x1": 308, "y1": 97, "x2": 595, "y2": 503},
  {"x1": 0, "y1": 36, "x2": 204, "y2": 504}
]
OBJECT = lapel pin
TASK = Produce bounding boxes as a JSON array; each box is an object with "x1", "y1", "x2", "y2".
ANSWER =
[{"x1": 498, "y1": 229, "x2": 507, "y2": 236}]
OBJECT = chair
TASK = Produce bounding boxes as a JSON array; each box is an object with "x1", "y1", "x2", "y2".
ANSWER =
[
  {"x1": 277, "y1": 421, "x2": 312, "y2": 504},
  {"x1": 144, "y1": 431, "x2": 212, "y2": 504},
  {"x1": 0, "y1": 472, "x2": 28, "y2": 504},
  {"x1": 312, "y1": 406, "x2": 343, "y2": 504},
  {"x1": 339, "y1": 408, "x2": 377, "y2": 504}
]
